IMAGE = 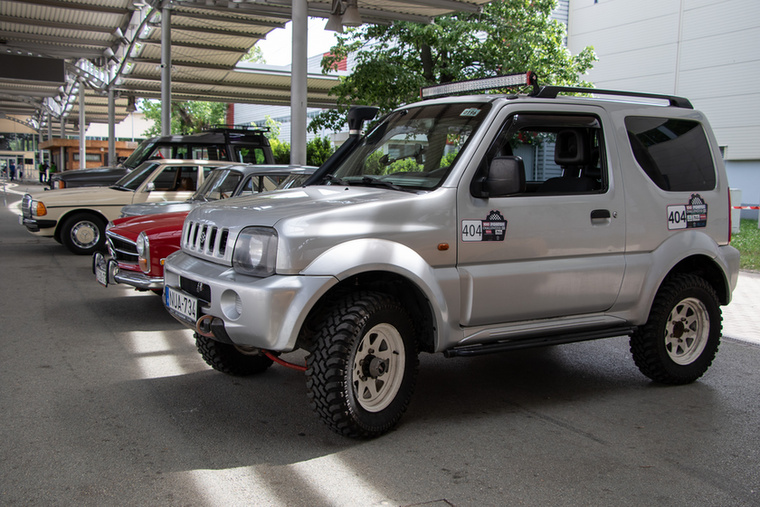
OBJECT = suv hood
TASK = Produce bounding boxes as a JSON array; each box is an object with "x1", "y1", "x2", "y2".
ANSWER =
[{"x1": 187, "y1": 185, "x2": 416, "y2": 229}]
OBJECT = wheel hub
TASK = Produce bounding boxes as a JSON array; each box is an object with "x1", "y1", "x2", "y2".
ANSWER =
[
  {"x1": 672, "y1": 320, "x2": 685, "y2": 339},
  {"x1": 362, "y1": 354, "x2": 388, "y2": 378}
]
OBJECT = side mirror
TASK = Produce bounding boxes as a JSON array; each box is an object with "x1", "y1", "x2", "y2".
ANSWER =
[
  {"x1": 471, "y1": 156, "x2": 525, "y2": 198},
  {"x1": 145, "y1": 182, "x2": 155, "y2": 192}
]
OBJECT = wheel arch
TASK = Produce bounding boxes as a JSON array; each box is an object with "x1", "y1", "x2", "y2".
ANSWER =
[
  {"x1": 667, "y1": 254, "x2": 732, "y2": 305},
  {"x1": 296, "y1": 239, "x2": 457, "y2": 354},
  {"x1": 299, "y1": 271, "x2": 437, "y2": 354}
]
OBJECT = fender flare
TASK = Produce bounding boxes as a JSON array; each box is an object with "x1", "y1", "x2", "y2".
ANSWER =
[{"x1": 301, "y1": 238, "x2": 459, "y2": 350}]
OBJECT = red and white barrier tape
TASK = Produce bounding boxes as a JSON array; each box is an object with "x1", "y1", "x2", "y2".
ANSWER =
[{"x1": 732, "y1": 206, "x2": 760, "y2": 210}]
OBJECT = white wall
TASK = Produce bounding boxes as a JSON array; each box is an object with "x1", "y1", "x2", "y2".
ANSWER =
[{"x1": 568, "y1": 0, "x2": 760, "y2": 210}]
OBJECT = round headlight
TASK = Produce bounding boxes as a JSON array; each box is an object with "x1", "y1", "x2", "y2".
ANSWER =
[{"x1": 137, "y1": 231, "x2": 150, "y2": 273}]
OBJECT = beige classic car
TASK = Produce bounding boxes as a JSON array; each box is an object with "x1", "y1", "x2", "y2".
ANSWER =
[{"x1": 19, "y1": 159, "x2": 230, "y2": 254}]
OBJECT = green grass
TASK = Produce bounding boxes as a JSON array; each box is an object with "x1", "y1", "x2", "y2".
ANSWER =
[{"x1": 732, "y1": 219, "x2": 760, "y2": 272}]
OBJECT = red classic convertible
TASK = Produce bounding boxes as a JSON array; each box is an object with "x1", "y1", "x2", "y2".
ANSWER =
[{"x1": 93, "y1": 164, "x2": 314, "y2": 291}]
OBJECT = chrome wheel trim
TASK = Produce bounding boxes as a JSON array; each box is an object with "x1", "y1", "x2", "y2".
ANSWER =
[{"x1": 70, "y1": 220, "x2": 100, "y2": 249}]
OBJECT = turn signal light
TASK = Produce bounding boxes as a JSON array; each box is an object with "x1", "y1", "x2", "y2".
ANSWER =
[{"x1": 34, "y1": 201, "x2": 47, "y2": 216}]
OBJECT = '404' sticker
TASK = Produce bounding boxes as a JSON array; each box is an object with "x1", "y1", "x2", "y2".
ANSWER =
[
  {"x1": 462, "y1": 210, "x2": 507, "y2": 242},
  {"x1": 667, "y1": 194, "x2": 708, "y2": 230}
]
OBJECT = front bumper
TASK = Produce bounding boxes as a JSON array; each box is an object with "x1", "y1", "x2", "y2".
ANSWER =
[
  {"x1": 163, "y1": 250, "x2": 337, "y2": 352},
  {"x1": 93, "y1": 252, "x2": 164, "y2": 290},
  {"x1": 19, "y1": 215, "x2": 56, "y2": 234}
]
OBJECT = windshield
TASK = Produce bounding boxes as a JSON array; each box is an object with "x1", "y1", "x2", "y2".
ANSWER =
[
  {"x1": 112, "y1": 162, "x2": 159, "y2": 190},
  {"x1": 279, "y1": 173, "x2": 312, "y2": 190},
  {"x1": 192, "y1": 169, "x2": 242, "y2": 201},
  {"x1": 328, "y1": 102, "x2": 491, "y2": 191},
  {"x1": 121, "y1": 138, "x2": 157, "y2": 169}
]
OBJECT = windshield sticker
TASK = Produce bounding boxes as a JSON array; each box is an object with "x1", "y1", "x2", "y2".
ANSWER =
[
  {"x1": 460, "y1": 108, "x2": 481, "y2": 117},
  {"x1": 667, "y1": 194, "x2": 708, "y2": 230},
  {"x1": 462, "y1": 210, "x2": 507, "y2": 242}
]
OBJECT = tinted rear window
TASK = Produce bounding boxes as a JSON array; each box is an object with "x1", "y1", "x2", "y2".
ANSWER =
[{"x1": 625, "y1": 117, "x2": 716, "y2": 191}]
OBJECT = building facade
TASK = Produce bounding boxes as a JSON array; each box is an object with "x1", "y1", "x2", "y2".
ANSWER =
[{"x1": 567, "y1": 0, "x2": 760, "y2": 216}]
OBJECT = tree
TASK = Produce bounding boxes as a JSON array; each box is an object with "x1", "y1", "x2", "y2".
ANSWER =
[
  {"x1": 309, "y1": 0, "x2": 596, "y2": 132},
  {"x1": 140, "y1": 100, "x2": 227, "y2": 136},
  {"x1": 240, "y1": 45, "x2": 266, "y2": 64}
]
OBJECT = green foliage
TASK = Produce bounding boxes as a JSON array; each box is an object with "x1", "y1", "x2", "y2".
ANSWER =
[
  {"x1": 269, "y1": 138, "x2": 291, "y2": 164},
  {"x1": 263, "y1": 115, "x2": 282, "y2": 140},
  {"x1": 310, "y1": 0, "x2": 597, "y2": 132},
  {"x1": 240, "y1": 45, "x2": 266, "y2": 63},
  {"x1": 267, "y1": 136, "x2": 337, "y2": 166},
  {"x1": 306, "y1": 136, "x2": 335, "y2": 166},
  {"x1": 140, "y1": 100, "x2": 227, "y2": 136},
  {"x1": 733, "y1": 219, "x2": 760, "y2": 271}
]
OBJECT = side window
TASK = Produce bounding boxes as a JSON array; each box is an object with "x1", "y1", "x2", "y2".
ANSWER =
[
  {"x1": 625, "y1": 117, "x2": 716, "y2": 191},
  {"x1": 189, "y1": 145, "x2": 227, "y2": 161},
  {"x1": 249, "y1": 175, "x2": 289, "y2": 193},
  {"x1": 235, "y1": 147, "x2": 266, "y2": 164},
  {"x1": 481, "y1": 113, "x2": 607, "y2": 195},
  {"x1": 151, "y1": 165, "x2": 197, "y2": 191}
]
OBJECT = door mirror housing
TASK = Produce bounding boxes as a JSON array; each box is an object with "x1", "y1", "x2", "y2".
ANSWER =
[{"x1": 471, "y1": 156, "x2": 525, "y2": 198}]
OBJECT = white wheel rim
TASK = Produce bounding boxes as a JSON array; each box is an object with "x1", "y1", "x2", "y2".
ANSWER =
[
  {"x1": 352, "y1": 322, "x2": 405, "y2": 413},
  {"x1": 664, "y1": 297, "x2": 710, "y2": 365},
  {"x1": 71, "y1": 221, "x2": 99, "y2": 249}
]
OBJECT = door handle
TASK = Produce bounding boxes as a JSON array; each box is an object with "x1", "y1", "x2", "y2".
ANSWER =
[{"x1": 590, "y1": 209, "x2": 611, "y2": 220}]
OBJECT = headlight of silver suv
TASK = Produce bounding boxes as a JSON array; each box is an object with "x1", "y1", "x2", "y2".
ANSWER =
[
  {"x1": 136, "y1": 231, "x2": 150, "y2": 273},
  {"x1": 232, "y1": 227, "x2": 277, "y2": 277}
]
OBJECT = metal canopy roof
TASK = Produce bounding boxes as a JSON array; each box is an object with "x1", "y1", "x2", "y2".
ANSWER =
[{"x1": 0, "y1": 0, "x2": 492, "y2": 136}]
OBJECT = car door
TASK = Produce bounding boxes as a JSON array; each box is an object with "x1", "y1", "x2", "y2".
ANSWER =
[
  {"x1": 456, "y1": 107, "x2": 626, "y2": 327},
  {"x1": 132, "y1": 164, "x2": 203, "y2": 204}
]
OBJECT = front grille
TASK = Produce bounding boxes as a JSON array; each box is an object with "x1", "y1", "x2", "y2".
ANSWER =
[
  {"x1": 180, "y1": 276, "x2": 211, "y2": 304},
  {"x1": 106, "y1": 231, "x2": 138, "y2": 264},
  {"x1": 182, "y1": 220, "x2": 230, "y2": 261},
  {"x1": 21, "y1": 195, "x2": 32, "y2": 218}
]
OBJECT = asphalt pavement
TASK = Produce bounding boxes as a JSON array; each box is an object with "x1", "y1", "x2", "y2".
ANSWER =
[{"x1": 2, "y1": 178, "x2": 759, "y2": 506}]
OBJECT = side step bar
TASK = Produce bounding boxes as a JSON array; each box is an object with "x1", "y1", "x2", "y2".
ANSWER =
[{"x1": 444, "y1": 326, "x2": 637, "y2": 358}]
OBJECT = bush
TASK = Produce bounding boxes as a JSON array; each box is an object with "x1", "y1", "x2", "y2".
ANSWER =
[
  {"x1": 306, "y1": 136, "x2": 335, "y2": 166},
  {"x1": 268, "y1": 136, "x2": 335, "y2": 166}
]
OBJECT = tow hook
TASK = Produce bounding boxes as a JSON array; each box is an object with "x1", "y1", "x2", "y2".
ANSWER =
[{"x1": 196, "y1": 314, "x2": 215, "y2": 338}]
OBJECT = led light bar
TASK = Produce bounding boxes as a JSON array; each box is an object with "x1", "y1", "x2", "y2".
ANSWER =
[{"x1": 420, "y1": 72, "x2": 536, "y2": 99}]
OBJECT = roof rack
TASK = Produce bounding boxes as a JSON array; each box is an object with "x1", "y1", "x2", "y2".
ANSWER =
[
  {"x1": 418, "y1": 72, "x2": 693, "y2": 109},
  {"x1": 530, "y1": 85, "x2": 693, "y2": 109},
  {"x1": 205, "y1": 124, "x2": 271, "y2": 133}
]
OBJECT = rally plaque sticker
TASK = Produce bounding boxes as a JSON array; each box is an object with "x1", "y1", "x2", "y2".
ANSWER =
[
  {"x1": 667, "y1": 194, "x2": 708, "y2": 230},
  {"x1": 462, "y1": 210, "x2": 507, "y2": 242}
]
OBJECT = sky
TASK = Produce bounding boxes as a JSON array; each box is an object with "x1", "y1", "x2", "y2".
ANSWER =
[{"x1": 255, "y1": 18, "x2": 340, "y2": 66}]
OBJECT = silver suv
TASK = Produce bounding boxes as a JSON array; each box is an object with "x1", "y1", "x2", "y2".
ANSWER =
[{"x1": 163, "y1": 74, "x2": 740, "y2": 438}]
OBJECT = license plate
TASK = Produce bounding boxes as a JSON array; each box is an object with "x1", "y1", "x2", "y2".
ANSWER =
[
  {"x1": 165, "y1": 286, "x2": 197, "y2": 322},
  {"x1": 95, "y1": 261, "x2": 108, "y2": 287},
  {"x1": 92, "y1": 252, "x2": 109, "y2": 287}
]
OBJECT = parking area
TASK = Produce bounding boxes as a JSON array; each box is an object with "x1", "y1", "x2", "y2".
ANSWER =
[{"x1": 2, "y1": 182, "x2": 759, "y2": 506}]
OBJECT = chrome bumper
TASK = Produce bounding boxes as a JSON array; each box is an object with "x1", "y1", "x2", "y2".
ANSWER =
[{"x1": 93, "y1": 252, "x2": 163, "y2": 290}]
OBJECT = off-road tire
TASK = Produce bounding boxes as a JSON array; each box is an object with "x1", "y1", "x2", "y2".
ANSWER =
[
  {"x1": 195, "y1": 332, "x2": 274, "y2": 376},
  {"x1": 306, "y1": 292, "x2": 419, "y2": 438},
  {"x1": 630, "y1": 274, "x2": 721, "y2": 384},
  {"x1": 60, "y1": 212, "x2": 106, "y2": 255}
]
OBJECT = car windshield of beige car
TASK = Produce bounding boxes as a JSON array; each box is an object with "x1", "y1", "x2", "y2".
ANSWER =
[
  {"x1": 330, "y1": 102, "x2": 492, "y2": 191},
  {"x1": 111, "y1": 162, "x2": 160, "y2": 191}
]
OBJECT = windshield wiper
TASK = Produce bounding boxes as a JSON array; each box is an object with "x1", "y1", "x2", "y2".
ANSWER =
[
  {"x1": 323, "y1": 174, "x2": 349, "y2": 186},
  {"x1": 358, "y1": 176, "x2": 408, "y2": 192}
]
